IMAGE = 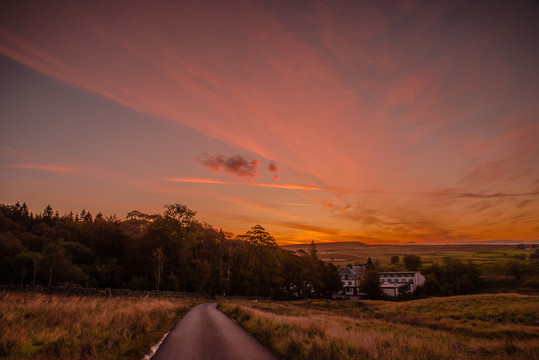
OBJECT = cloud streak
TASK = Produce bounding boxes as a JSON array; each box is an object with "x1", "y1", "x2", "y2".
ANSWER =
[
  {"x1": 162, "y1": 177, "x2": 343, "y2": 192},
  {"x1": 8, "y1": 163, "x2": 79, "y2": 173},
  {"x1": 1, "y1": 1, "x2": 538, "y2": 243}
]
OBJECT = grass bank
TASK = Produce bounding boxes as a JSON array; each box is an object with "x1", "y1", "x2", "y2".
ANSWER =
[
  {"x1": 0, "y1": 292, "x2": 203, "y2": 359},
  {"x1": 219, "y1": 294, "x2": 539, "y2": 359}
]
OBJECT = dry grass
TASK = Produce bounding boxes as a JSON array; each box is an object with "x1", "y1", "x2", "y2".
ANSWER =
[
  {"x1": 0, "y1": 292, "x2": 203, "y2": 359},
  {"x1": 219, "y1": 294, "x2": 539, "y2": 359}
]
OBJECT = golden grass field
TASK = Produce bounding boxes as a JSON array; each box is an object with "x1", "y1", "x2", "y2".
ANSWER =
[
  {"x1": 219, "y1": 294, "x2": 539, "y2": 360},
  {"x1": 0, "y1": 292, "x2": 203, "y2": 360}
]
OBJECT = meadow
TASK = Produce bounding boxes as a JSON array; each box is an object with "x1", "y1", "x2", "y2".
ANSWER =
[
  {"x1": 219, "y1": 294, "x2": 539, "y2": 359},
  {"x1": 0, "y1": 292, "x2": 203, "y2": 360},
  {"x1": 284, "y1": 243, "x2": 539, "y2": 294}
]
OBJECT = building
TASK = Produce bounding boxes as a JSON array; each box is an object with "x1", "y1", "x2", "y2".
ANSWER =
[
  {"x1": 337, "y1": 265, "x2": 366, "y2": 297},
  {"x1": 379, "y1": 271, "x2": 425, "y2": 297}
]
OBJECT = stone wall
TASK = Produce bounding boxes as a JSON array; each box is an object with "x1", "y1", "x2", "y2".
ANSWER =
[{"x1": 0, "y1": 284, "x2": 208, "y2": 299}]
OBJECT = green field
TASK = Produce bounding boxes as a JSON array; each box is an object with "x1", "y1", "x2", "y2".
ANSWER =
[
  {"x1": 284, "y1": 243, "x2": 539, "y2": 294},
  {"x1": 220, "y1": 294, "x2": 539, "y2": 359}
]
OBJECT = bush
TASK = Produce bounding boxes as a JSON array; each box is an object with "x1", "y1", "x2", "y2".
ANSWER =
[
  {"x1": 403, "y1": 255, "x2": 422, "y2": 271},
  {"x1": 421, "y1": 258, "x2": 482, "y2": 296}
]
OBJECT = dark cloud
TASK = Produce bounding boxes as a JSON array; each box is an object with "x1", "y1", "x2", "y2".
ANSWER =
[
  {"x1": 431, "y1": 189, "x2": 539, "y2": 199},
  {"x1": 197, "y1": 154, "x2": 260, "y2": 178},
  {"x1": 267, "y1": 160, "x2": 279, "y2": 180},
  {"x1": 455, "y1": 191, "x2": 539, "y2": 199}
]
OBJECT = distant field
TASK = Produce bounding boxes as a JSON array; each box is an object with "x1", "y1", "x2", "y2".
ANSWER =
[
  {"x1": 283, "y1": 242, "x2": 535, "y2": 265},
  {"x1": 0, "y1": 292, "x2": 203, "y2": 360},
  {"x1": 284, "y1": 242, "x2": 539, "y2": 294},
  {"x1": 220, "y1": 294, "x2": 539, "y2": 359}
]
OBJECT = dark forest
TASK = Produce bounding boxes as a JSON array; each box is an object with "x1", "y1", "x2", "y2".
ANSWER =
[{"x1": 0, "y1": 202, "x2": 342, "y2": 299}]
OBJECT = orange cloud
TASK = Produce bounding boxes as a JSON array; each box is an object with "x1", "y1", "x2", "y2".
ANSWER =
[
  {"x1": 162, "y1": 177, "x2": 341, "y2": 192},
  {"x1": 8, "y1": 163, "x2": 79, "y2": 173},
  {"x1": 2, "y1": 1, "x2": 538, "y2": 243}
]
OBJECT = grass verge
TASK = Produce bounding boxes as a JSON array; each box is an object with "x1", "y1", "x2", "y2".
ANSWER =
[
  {"x1": 0, "y1": 292, "x2": 203, "y2": 359},
  {"x1": 219, "y1": 294, "x2": 539, "y2": 359}
]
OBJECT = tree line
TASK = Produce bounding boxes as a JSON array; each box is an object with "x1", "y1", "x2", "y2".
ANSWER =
[
  {"x1": 0, "y1": 202, "x2": 342, "y2": 299},
  {"x1": 357, "y1": 253, "x2": 484, "y2": 300}
]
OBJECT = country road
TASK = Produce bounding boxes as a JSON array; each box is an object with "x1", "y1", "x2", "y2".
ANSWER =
[{"x1": 152, "y1": 303, "x2": 278, "y2": 360}]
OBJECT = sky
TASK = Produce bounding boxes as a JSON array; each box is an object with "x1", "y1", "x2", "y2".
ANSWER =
[{"x1": 1, "y1": 0, "x2": 538, "y2": 245}]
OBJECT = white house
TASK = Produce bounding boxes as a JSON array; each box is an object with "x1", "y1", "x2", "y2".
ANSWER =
[
  {"x1": 337, "y1": 265, "x2": 366, "y2": 297},
  {"x1": 379, "y1": 271, "x2": 425, "y2": 297}
]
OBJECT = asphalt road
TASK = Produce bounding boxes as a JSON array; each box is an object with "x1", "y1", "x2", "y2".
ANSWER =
[{"x1": 152, "y1": 303, "x2": 278, "y2": 360}]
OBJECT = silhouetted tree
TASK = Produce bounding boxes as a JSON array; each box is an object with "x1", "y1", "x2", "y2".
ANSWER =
[
  {"x1": 403, "y1": 254, "x2": 422, "y2": 270},
  {"x1": 421, "y1": 258, "x2": 482, "y2": 296},
  {"x1": 508, "y1": 260, "x2": 525, "y2": 281},
  {"x1": 360, "y1": 266, "x2": 382, "y2": 299},
  {"x1": 0, "y1": 202, "x2": 346, "y2": 298},
  {"x1": 153, "y1": 248, "x2": 166, "y2": 291}
]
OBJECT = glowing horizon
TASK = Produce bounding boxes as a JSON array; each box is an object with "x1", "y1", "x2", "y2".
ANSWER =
[{"x1": 1, "y1": 0, "x2": 538, "y2": 245}]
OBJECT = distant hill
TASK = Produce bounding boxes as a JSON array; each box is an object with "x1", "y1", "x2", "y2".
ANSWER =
[
  {"x1": 282, "y1": 241, "x2": 370, "y2": 251},
  {"x1": 447, "y1": 239, "x2": 539, "y2": 245}
]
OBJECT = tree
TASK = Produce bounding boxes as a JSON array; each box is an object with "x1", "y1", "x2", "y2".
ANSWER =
[
  {"x1": 366, "y1": 257, "x2": 376, "y2": 270},
  {"x1": 237, "y1": 225, "x2": 277, "y2": 247},
  {"x1": 14, "y1": 252, "x2": 34, "y2": 284},
  {"x1": 421, "y1": 258, "x2": 482, "y2": 296},
  {"x1": 360, "y1": 267, "x2": 382, "y2": 299},
  {"x1": 0, "y1": 201, "x2": 346, "y2": 298},
  {"x1": 42, "y1": 205, "x2": 54, "y2": 226},
  {"x1": 165, "y1": 272, "x2": 179, "y2": 291},
  {"x1": 29, "y1": 251, "x2": 42, "y2": 285},
  {"x1": 153, "y1": 248, "x2": 166, "y2": 291},
  {"x1": 309, "y1": 240, "x2": 319, "y2": 260},
  {"x1": 235, "y1": 225, "x2": 282, "y2": 298},
  {"x1": 508, "y1": 260, "x2": 525, "y2": 281},
  {"x1": 529, "y1": 249, "x2": 539, "y2": 260},
  {"x1": 403, "y1": 254, "x2": 422, "y2": 270},
  {"x1": 42, "y1": 205, "x2": 54, "y2": 220},
  {"x1": 163, "y1": 204, "x2": 196, "y2": 226},
  {"x1": 42, "y1": 240, "x2": 65, "y2": 287},
  {"x1": 390, "y1": 255, "x2": 400, "y2": 264}
]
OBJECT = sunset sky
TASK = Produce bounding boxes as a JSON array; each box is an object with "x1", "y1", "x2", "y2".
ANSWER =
[{"x1": 1, "y1": 0, "x2": 538, "y2": 245}]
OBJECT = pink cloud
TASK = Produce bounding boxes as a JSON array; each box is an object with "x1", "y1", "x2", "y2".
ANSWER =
[
  {"x1": 2, "y1": 1, "x2": 538, "y2": 243},
  {"x1": 8, "y1": 163, "x2": 79, "y2": 173},
  {"x1": 266, "y1": 160, "x2": 279, "y2": 180}
]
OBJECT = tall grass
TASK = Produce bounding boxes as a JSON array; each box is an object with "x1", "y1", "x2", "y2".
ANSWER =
[
  {"x1": 0, "y1": 292, "x2": 202, "y2": 359},
  {"x1": 219, "y1": 294, "x2": 539, "y2": 359}
]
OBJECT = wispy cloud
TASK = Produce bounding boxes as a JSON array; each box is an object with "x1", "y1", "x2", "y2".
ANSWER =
[
  {"x1": 162, "y1": 177, "x2": 341, "y2": 191},
  {"x1": 431, "y1": 188, "x2": 539, "y2": 199},
  {"x1": 208, "y1": 213, "x2": 342, "y2": 236},
  {"x1": 269, "y1": 202, "x2": 317, "y2": 207},
  {"x1": 6, "y1": 163, "x2": 80, "y2": 173},
  {"x1": 1, "y1": 1, "x2": 538, "y2": 243}
]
